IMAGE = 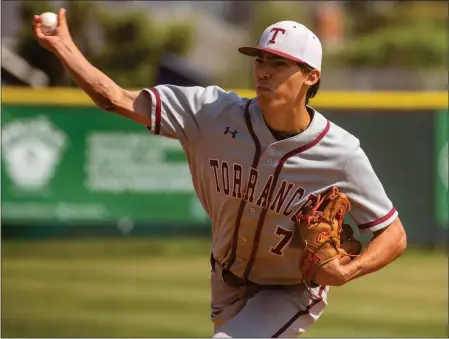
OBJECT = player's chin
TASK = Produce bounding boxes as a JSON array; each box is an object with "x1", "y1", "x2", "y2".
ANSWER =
[
  {"x1": 257, "y1": 95, "x2": 282, "y2": 112},
  {"x1": 256, "y1": 91, "x2": 274, "y2": 105},
  {"x1": 256, "y1": 88, "x2": 273, "y2": 96}
]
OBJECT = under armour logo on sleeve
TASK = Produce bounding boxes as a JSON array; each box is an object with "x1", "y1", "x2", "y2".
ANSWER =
[{"x1": 224, "y1": 127, "x2": 238, "y2": 138}]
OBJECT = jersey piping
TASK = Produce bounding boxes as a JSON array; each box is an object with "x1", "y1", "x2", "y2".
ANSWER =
[
  {"x1": 358, "y1": 206, "x2": 397, "y2": 229},
  {"x1": 242, "y1": 112, "x2": 331, "y2": 282},
  {"x1": 271, "y1": 285, "x2": 327, "y2": 337},
  {"x1": 226, "y1": 99, "x2": 261, "y2": 269},
  {"x1": 147, "y1": 87, "x2": 162, "y2": 136}
]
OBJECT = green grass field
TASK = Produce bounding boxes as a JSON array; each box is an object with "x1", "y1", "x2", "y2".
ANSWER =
[{"x1": 1, "y1": 238, "x2": 447, "y2": 338}]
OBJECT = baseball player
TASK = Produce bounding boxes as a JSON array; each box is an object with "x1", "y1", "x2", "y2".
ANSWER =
[{"x1": 33, "y1": 9, "x2": 407, "y2": 338}]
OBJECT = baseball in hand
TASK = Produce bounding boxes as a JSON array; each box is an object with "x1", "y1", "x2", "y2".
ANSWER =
[{"x1": 40, "y1": 12, "x2": 58, "y2": 35}]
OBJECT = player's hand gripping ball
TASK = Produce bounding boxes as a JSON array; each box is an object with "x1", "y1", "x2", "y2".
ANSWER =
[
  {"x1": 296, "y1": 186, "x2": 362, "y2": 286},
  {"x1": 32, "y1": 8, "x2": 72, "y2": 54},
  {"x1": 39, "y1": 12, "x2": 58, "y2": 35}
]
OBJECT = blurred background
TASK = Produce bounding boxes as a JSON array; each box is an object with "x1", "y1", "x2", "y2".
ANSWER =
[{"x1": 1, "y1": 0, "x2": 448, "y2": 338}]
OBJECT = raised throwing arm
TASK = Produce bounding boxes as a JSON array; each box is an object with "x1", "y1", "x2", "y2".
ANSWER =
[{"x1": 32, "y1": 8, "x2": 151, "y2": 126}]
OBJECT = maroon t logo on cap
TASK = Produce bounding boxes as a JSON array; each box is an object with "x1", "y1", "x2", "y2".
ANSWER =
[{"x1": 268, "y1": 27, "x2": 286, "y2": 44}]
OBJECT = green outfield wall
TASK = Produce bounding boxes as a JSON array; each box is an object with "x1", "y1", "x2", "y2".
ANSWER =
[{"x1": 1, "y1": 87, "x2": 447, "y2": 243}]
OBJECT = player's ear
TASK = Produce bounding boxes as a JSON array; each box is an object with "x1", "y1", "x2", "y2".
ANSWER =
[{"x1": 304, "y1": 69, "x2": 320, "y2": 87}]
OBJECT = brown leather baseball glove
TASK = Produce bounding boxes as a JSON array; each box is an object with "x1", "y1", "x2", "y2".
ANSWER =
[{"x1": 296, "y1": 186, "x2": 362, "y2": 286}]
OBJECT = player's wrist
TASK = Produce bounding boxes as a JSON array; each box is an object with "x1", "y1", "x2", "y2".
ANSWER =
[
  {"x1": 53, "y1": 37, "x2": 76, "y2": 58},
  {"x1": 341, "y1": 258, "x2": 363, "y2": 284}
]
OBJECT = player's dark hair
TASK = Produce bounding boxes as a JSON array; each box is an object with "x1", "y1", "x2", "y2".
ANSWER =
[
  {"x1": 297, "y1": 63, "x2": 321, "y2": 105},
  {"x1": 306, "y1": 79, "x2": 320, "y2": 105}
]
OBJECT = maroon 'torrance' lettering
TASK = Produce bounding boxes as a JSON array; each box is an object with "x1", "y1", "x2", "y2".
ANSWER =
[
  {"x1": 270, "y1": 181, "x2": 294, "y2": 214},
  {"x1": 244, "y1": 168, "x2": 259, "y2": 204},
  {"x1": 291, "y1": 193, "x2": 319, "y2": 223},
  {"x1": 282, "y1": 187, "x2": 305, "y2": 217},
  {"x1": 209, "y1": 159, "x2": 221, "y2": 193},
  {"x1": 221, "y1": 161, "x2": 230, "y2": 196},
  {"x1": 232, "y1": 163, "x2": 243, "y2": 199},
  {"x1": 256, "y1": 175, "x2": 274, "y2": 208},
  {"x1": 269, "y1": 27, "x2": 286, "y2": 44}
]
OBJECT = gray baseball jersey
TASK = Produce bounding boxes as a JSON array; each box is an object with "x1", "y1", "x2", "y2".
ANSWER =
[
  {"x1": 143, "y1": 84, "x2": 398, "y2": 336},
  {"x1": 144, "y1": 84, "x2": 398, "y2": 283}
]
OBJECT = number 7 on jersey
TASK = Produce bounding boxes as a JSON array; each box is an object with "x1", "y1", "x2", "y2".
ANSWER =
[{"x1": 270, "y1": 225, "x2": 294, "y2": 256}]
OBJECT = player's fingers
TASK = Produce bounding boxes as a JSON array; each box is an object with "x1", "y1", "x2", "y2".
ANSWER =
[
  {"x1": 32, "y1": 14, "x2": 41, "y2": 31},
  {"x1": 57, "y1": 8, "x2": 67, "y2": 27},
  {"x1": 32, "y1": 19, "x2": 46, "y2": 39},
  {"x1": 338, "y1": 256, "x2": 352, "y2": 265}
]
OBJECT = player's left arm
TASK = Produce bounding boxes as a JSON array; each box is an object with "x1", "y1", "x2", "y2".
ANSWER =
[
  {"x1": 339, "y1": 140, "x2": 407, "y2": 284},
  {"x1": 342, "y1": 217, "x2": 406, "y2": 283}
]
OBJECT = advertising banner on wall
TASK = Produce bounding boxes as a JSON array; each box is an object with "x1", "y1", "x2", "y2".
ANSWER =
[{"x1": 1, "y1": 105, "x2": 209, "y2": 227}]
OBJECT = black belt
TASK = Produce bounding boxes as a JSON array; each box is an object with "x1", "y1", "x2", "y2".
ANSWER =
[
  {"x1": 210, "y1": 253, "x2": 259, "y2": 288},
  {"x1": 210, "y1": 253, "x2": 311, "y2": 290}
]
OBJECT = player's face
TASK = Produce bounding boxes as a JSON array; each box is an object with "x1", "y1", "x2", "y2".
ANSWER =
[{"x1": 253, "y1": 52, "x2": 319, "y2": 110}]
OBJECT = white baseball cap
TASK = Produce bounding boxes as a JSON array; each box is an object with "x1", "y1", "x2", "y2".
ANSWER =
[{"x1": 238, "y1": 21, "x2": 323, "y2": 70}]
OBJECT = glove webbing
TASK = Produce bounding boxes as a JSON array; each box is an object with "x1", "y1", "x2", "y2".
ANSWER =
[{"x1": 300, "y1": 191, "x2": 360, "y2": 288}]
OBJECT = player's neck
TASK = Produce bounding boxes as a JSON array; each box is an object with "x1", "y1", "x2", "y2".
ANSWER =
[{"x1": 262, "y1": 104, "x2": 311, "y2": 134}]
